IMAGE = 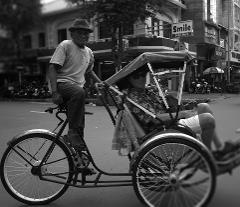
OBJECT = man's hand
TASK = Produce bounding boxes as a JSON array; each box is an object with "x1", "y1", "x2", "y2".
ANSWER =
[{"x1": 52, "y1": 92, "x2": 63, "y2": 105}]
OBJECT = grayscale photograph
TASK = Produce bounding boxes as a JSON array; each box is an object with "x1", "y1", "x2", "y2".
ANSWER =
[{"x1": 0, "y1": 0, "x2": 240, "y2": 207}]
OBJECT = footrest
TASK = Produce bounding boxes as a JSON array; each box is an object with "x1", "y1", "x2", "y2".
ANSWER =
[{"x1": 217, "y1": 150, "x2": 240, "y2": 175}]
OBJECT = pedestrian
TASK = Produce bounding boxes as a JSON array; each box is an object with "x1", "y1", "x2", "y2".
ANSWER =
[
  {"x1": 116, "y1": 66, "x2": 239, "y2": 162},
  {"x1": 48, "y1": 18, "x2": 99, "y2": 151}
]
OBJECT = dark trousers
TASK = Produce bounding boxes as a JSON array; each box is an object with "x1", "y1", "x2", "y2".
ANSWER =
[{"x1": 57, "y1": 82, "x2": 85, "y2": 137}]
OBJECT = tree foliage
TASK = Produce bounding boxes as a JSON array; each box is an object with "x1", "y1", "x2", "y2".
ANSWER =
[
  {"x1": 67, "y1": 0, "x2": 162, "y2": 23},
  {"x1": 66, "y1": 0, "x2": 163, "y2": 70},
  {"x1": 0, "y1": 0, "x2": 42, "y2": 36},
  {"x1": 0, "y1": 0, "x2": 42, "y2": 59}
]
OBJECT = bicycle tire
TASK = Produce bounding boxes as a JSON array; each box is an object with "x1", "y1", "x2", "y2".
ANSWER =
[
  {"x1": 0, "y1": 133, "x2": 74, "y2": 205},
  {"x1": 132, "y1": 136, "x2": 216, "y2": 207}
]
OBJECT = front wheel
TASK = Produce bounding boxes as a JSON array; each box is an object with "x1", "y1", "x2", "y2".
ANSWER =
[
  {"x1": 0, "y1": 133, "x2": 74, "y2": 205},
  {"x1": 132, "y1": 136, "x2": 216, "y2": 207}
]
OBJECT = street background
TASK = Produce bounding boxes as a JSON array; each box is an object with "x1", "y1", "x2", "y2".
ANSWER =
[{"x1": 0, "y1": 93, "x2": 240, "y2": 207}]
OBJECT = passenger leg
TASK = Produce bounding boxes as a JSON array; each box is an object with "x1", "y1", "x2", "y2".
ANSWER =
[
  {"x1": 198, "y1": 113, "x2": 218, "y2": 150},
  {"x1": 197, "y1": 103, "x2": 223, "y2": 150}
]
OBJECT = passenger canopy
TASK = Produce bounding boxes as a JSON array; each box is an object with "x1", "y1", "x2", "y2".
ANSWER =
[{"x1": 105, "y1": 51, "x2": 195, "y2": 85}]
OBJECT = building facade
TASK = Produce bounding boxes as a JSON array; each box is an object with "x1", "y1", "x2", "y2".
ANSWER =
[
  {"x1": 231, "y1": 0, "x2": 240, "y2": 85},
  {"x1": 181, "y1": 0, "x2": 240, "y2": 91},
  {"x1": 3, "y1": 0, "x2": 192, "y2": 89}
]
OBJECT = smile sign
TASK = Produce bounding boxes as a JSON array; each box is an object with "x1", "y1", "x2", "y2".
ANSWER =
[{"x1": 172, "y1": 20, "x2": 193, "y2": 37}]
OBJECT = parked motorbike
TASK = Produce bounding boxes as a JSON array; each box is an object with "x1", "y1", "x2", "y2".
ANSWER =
[
  {"x1": 202, "y1": 79, "x2": 211, "y2": 94},
  {"x1": 211, "y1": 84, "x2": 222, "y2": 93},
  {"x1": 189, "y1": 80, "x2": 197, "y2": 93},
  {"x1": 189, "y1": 79, "x2": 210, "y2": 94}
]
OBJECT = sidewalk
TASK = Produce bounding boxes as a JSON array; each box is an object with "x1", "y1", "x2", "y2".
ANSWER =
[{"x1": 182, "y1": 92, "x2": 239, "y2": 102}]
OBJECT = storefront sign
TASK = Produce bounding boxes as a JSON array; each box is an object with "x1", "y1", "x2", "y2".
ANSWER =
[
  {"x1": 205, "y1": 26, "x2": 218, "y2": 45},
  {"x1": 220, "y1": 39, "x2": 225, "y2": 48},
  {"x1": 214, "y1": 47, "x2": 226, "y2": 59},
  {"x1": 172, "y1": 20, "x2": 193, "y2": 37}
]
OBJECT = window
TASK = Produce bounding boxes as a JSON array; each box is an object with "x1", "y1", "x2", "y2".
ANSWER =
[
  {"x1": 151, "y1": 18, "x2": 171, "y2": 38},
  {"x1": 99, "y1": 21, "x2": 112, "y2": 39},
  {"x1": 204, "y1": 0, "x2": 217, "y2": 23},
  {"x1": 152, "y1": 18, "x2": 160, "y2": 36},
  {"x1": 38, "y1": 32, "x2": 45, "y2": 48},
  {"x1": 58, "y1": 29, "x2": 67, "y2": 43},
  {"x1": 209, "y1": 0, "x2": 217, "y2": 22},
  {"x1": 234, "y1": 34, "x2": 240, "y2": 51},
  {"x1": 23, "y1": 35, "x2": 32, "y2": 49},
  {"x1": 235, "y1": 34, "x2": 239, "y2": 43},
  {"x1": 234, "y1": 4, "x2": 240, "y2": 29},
  {"x1": 163, "y1": 21, "x2": 171, "y2": 38}
]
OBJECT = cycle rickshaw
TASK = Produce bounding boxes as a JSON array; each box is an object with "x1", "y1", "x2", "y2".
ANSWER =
[{"x1": 1, "y1": 51, "x2": 240, "y2": 207}]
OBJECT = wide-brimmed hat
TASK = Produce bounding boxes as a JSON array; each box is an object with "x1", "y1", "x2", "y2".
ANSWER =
[{"x1": 69, "y1": 18, "x2": 93, "y2": 33}]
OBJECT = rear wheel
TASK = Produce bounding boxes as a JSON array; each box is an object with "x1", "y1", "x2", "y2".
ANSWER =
[
  {"x1": 132, "y1": 137, "x2": 216, "y2": 207},
  {"x1": 0, "y1": 133, "x2": 74, "y2": 205}
]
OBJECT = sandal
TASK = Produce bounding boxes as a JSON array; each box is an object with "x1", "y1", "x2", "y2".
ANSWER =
[{"x1": 213, "y1": 140, "x2": 240, "y2": 162}]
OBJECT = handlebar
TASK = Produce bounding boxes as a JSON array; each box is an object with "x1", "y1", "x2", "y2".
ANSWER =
[
  {"x1": 44, "y1": 105, "x2": 66, "y2": 124},
  {"x1": 44, "y1": 104, "x2": 93, "y2": 130},
  {"x1": 44, "y1": 105, "x2": 94, "y2": 115},
  {"x1": 44, "y1": 106, "x2": 58, "y2": 114},
  {"x1": 44, "y1": 105, "x2": 66, "y2": 114}
]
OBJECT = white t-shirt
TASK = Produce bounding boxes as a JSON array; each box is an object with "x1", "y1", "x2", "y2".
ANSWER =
[{"x1": 50, "y1": 40, "x2": 94, "y2": 87}]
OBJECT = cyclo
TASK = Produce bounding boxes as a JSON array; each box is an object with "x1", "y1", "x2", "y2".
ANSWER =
[{"x1": 1, "y1": 51, "x2": 240, "y2": 207}]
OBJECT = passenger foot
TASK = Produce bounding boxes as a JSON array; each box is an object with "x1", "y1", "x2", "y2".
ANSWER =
[{"x1": 213, "y1": 140, "x2": 240, "y2": 162}]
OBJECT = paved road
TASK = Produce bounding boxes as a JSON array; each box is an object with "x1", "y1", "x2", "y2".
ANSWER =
[{"x1": 0, "y1": 95, "x2": 240, "y2": 207}]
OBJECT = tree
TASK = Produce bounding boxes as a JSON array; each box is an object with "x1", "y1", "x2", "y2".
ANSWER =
[
  {"x1": 66, "y1": 0, "x2": 163, "y2": 71},
  {"x1": 0, "y1": 0, "x2": 42, "y2": 61}
]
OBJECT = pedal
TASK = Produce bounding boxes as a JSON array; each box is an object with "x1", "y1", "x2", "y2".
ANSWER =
[
  {"x1": 75, "y1": 166, "x2": 96, "y2": 176},
  {"x1": 72, "y1": 167, "x2": 96, "y2": 185},
  {"x1": 82, "y1": 167, "x2": 96, "y2": 176},
  {"x1": 62, "y1": 135, "x2": 71, "y2": 145}
]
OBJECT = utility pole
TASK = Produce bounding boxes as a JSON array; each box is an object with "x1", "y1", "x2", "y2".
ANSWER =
[{"x1": 227, "y1": 0, "x2": 231, "y2": 84}]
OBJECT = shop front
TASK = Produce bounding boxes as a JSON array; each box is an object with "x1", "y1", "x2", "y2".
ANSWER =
[{"x1": 227, "y1": 52, "x2": 240, "y2": 92}]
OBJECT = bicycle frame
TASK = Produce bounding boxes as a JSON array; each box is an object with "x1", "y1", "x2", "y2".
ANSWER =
[{"x1": 23, "y1": 108, "x2": 134, "y2": 188}]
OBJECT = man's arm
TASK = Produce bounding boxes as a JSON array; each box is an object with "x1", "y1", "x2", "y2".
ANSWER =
[
  {"x1": 48, "y1": 64, "x2": 59, "y2": 93},
  {"x1": 87, "y1": 70, "x2": 102, "y2": 83},
  {"x1": 48, "y1": 63, "x2": 63, "y2": 104}
]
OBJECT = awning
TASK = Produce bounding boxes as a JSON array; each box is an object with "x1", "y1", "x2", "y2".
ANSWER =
[
  {"x1": 203, "y1": 67, "x2": 224, "y2": 75},
  {"x1": 167, "y1": 0, "x2": 187, "y2": 9}
]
